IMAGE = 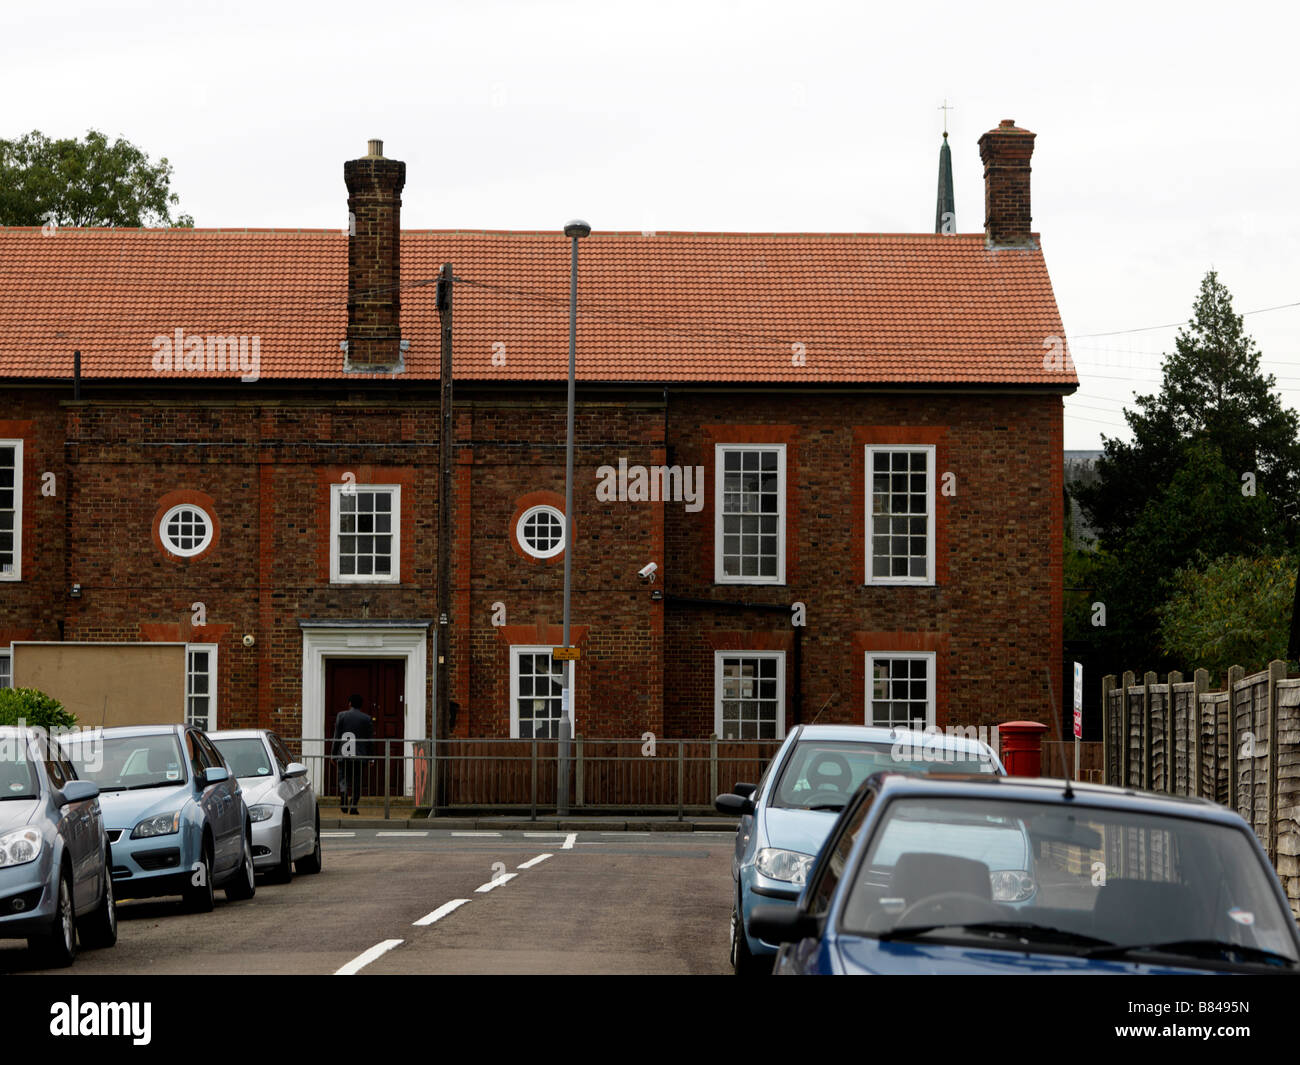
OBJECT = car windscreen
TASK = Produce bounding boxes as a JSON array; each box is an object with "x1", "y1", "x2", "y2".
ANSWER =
[
  {"x1": 213, "y1": 738, "x2": 274, "y2": 779},
  {"x1": 840, "y1": 796, "x2": 1300, "y2": 965},
  {"x1": 771, "y1": 740, "x2": 994, "y2": 811},
  {"x1": 62, "y1": 733, "x2": 187, "y2": 792},
  {"x1": 0, "y1": 740, "x2": 39, "y2": 800}
]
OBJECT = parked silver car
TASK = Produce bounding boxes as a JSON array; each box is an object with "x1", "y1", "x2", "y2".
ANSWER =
[
  {"x1": 210, "y1": 730, "x2": 320, "y2": 881},
  {"x1": 0, "y1": 726, "x2": 117, "y2": 966}
]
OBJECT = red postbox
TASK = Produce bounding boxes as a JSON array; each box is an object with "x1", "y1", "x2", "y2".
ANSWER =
[{"x1": 998, "y1": 720, "x2": 1049, "y2": 777}]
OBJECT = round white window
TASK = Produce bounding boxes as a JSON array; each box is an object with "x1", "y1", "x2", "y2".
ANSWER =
[
  {"x1": 517, "y1": 505, "x2": 565, "y2": 559},
  {"x1": 160, "y1": 504, "x2": 214, "y2": 557}
]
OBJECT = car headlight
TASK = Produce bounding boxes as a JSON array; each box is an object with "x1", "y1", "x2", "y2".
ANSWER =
[
  {"x1": 990, "y1": 869, "x2": 1036, "y2": 903},
  {"x1": 248, "y1": 805, "x2": 276, "y2": 823},
  {"x1": 0, "y1": 828, "x2": 42, "y2": 868},
  {"x1": 131, "y1": 811, "x2": 182, "y2": 839},
  {"x1": 755, "y1": 848, "x2": 816, "y2": 885}
]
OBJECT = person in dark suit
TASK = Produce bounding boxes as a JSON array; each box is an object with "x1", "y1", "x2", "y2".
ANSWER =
[{"x1": 333, "y1": 694, "x2": 374, "y2": 815}]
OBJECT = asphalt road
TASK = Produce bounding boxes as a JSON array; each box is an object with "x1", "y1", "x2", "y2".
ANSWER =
[{"x1": 1, "y1": 830, "x2": 737, "y2": 976}]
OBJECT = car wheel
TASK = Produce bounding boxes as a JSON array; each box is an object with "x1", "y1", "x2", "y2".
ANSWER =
[
  {"x1": 184, "y1": 838, "x2": 215, "y2": 913},
  {"x1": 225, "y1": 829, "x2": 257, "y2": 901},
  {"x1": 269, "y1": 818, "x2": 293, "y2": 884},
  {"x1": 29, "y1": 867, "x2": 77, "y2": 967},
  {"x1": 731, "y1": 892, "x2": 771, "y2": 976},
  {"x1": 295, "y1": 807, "x2": 322, "y2": 875},
  {"x1": 79, "y1": 854, "x2": 118, "y2": 949}
]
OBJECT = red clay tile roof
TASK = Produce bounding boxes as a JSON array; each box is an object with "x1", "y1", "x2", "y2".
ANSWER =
[{"x1": 0, "y1": 227, "x2": 1077, "y2": 387}]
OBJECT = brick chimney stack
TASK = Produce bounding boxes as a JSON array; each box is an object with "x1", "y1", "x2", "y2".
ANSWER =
[
  {"x1": 978, "y1": 120, "x2": 1036, "y2": 247},
  {"x1": 344, "y1": 139, "x2": 406, "y2": 370}
]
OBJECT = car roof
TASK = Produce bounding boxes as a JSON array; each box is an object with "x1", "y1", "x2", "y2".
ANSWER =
[
  {"x1": 208, "y1": 729, "x2": 269, "y2": 740},
  {"x1": 67, "y1": 724, "x2": 187, "y2": 739},
  {"x1": 792, "y1": 723, "x2": 995, "y2": 754},
  {"x1": 867, "y1": 771, "x2": 1240, "y2": 823}
]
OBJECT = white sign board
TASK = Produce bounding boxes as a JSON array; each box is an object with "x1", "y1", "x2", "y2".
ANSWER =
[{"x1": 1073, "y1": 661, "x2": 1083, "y2": 739}]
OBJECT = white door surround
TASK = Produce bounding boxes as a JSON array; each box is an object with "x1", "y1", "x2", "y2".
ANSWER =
[{"x1": 299, "y1": 621, "x2": 429, "y2": 795}]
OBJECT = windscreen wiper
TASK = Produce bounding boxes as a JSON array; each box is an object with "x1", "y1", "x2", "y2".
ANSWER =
[
  {"x1": 1083, "y1": 938, "x2": 1297, "y2": 968},
  {"x1": 878, "y1": 921, "x2": 1113, "y2": 948},
  {"x1": 125, "y1": 779, "x2": 184, "y2": 790}
]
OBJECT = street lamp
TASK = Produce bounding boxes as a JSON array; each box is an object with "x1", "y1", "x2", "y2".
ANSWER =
[{"x1": 558, "y1": 219, "x2": 589, "y2": 816}]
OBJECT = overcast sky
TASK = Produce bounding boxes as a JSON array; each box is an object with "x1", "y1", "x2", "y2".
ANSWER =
[{"x1": 7, "y1": 0, "x2": 1297, "y2": 450}]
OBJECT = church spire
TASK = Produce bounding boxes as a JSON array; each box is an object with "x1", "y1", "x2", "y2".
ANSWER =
[{"x1": 935, "y1": 101, "x2": 955, "y2": 233}]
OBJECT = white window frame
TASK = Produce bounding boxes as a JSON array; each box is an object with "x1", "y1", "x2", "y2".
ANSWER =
[
  {"x1": 864, "y1": 651, "x2": 936, "y2": 729},
  {"x1": 186, "y1": 643, "x2": 219, "y2": 730},
  {"x1": 330, "y1": 483, "x2": 401, "y2": 584},
  {"x1": 509, "y1": 645, "x2": 575, "y2": 739},
  {"x1": 0, "y1": 645, "x2": 12, "y2": 689},
  {"x1": 516, "y1": 504, "x2": 566, "y2": 560},
  {"x1": 0, "y1": 439, "x2": 22, "y2": 581},
  {"x1": 159, "y1": 503, "x2": 215, "y2": 558},
  {"x1": 714, "y1": 443, "x2": 786, "y2": 585},
  {"x1": 714, "y1": 650, "x2": 786, "y2": 740},
  {"x1": 865, "y1": 444, "x2": 935, "y2": 586}
]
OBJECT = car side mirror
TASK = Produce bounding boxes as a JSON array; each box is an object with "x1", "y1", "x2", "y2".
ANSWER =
[
  {"x1": 283, "y1": 762, "x2": 308, "y2": 779},
  {"x1": 733, "y1": 782, "x2": 757, "y2": 798},
  {"x1": 57, "y1": 780, "x2": 99, "y2": 805},
  {"x1": 749, "y1": 905, "x2": 821, "y2": 945},
  {"x1": 715, "y1": 792, "x2": 755, "y2": 816},
  {"x1": 202, "y1": 766, "x2": 230, "y2": 787}
]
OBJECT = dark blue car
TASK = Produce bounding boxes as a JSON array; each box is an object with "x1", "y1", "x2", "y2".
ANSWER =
[{"x1": 755, "y1": 773, "x2": 1300, "y2": 974}]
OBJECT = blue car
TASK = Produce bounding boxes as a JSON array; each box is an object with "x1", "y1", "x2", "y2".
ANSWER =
[
  {"x1": 715, "y1": 724, "x2": 1004, "y2": 974},
  {"x1": 60, "y1": 725, "x2": 256, "y2": 911},
  {"x1": 756, "y1": 773, "x2": 1300, "y2": 974},
  {"x1": 0, "y1": 726, "x2": 117, "y2": 966}
]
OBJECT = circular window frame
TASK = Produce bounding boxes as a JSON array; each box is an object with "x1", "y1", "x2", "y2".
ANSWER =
[
  {"x1": 159, "y1": 503, "x2": 215, "y2": 558},
  {"x1": 516, "y1": 505, "x2": 566, "y2": 560}
]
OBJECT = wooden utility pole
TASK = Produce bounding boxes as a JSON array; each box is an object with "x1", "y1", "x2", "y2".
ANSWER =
[{"x1": 436, "y1": 263, "x2": 454, "y2": 757}]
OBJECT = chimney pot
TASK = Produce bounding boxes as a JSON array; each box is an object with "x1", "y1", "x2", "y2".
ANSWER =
[{"x1": 978, "y1": 120, "x2": 1036, "y2": 247}]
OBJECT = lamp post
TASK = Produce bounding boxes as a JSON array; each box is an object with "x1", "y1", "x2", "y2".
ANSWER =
[{"x1": 558, "y1": 219, "x2": 590, "y2": 816}]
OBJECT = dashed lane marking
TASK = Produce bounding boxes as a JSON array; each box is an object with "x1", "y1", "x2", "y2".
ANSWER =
[
  {"x1": 516, "y1": 853, "x2": 552, "y2": 869},
  {"x1": 321, "y1": 832, "x2": 355, "y2": 838},
  {"x1": 377, "y1": 831, "x2": 430, "y2": 837},
  {"x1": 475, "y1": 873, "x2": 518, "y2": 893},
  {"x1": 335, "y1": 939, "x2": 403, "y2": 975},
  {"x1": 452, "y1": 831, "x2": 502, "y2": 837},
  {"x1": 413, "y1": 899, "x2": 470, "y2": 926},
  {"x1": 562, "y1": 832, "x2": 577, "y2": 850}
]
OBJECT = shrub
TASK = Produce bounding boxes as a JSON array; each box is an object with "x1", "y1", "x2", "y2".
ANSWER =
[{"x1": 0, "y1": 687, "x2": 78, "y2": 731}]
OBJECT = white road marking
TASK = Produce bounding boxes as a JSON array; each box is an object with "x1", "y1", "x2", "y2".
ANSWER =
[
  {"x1": 523, "y1": 831, "x2": 570, "y2": 838},
  {"x1": 413, "y1": 899, "x2": 470, "y2": 926},
  {"x1": 321, "y1": 831, "x2": 355, "y2": 838},
  {"x1": 562, "y1": 832, "x2": 577, "y2": 850},
  {"x1": 516, "y1": 853, "x2": 552, "y2": 869},
  {"x1": 335, "y1": 939, "x2": 403, "y2": 975},
  {"x1": 475, "y1": 873, "x2": 518, "y2": 893},
  {"x1": 452, "y1": 831, "x2": 502, "y2": 837},
  {"x1": 377, "y1": 831, "x2": 430, "y2": 837}
]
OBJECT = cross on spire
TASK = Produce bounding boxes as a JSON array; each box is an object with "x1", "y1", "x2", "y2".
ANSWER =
[{"x1": 938, "y1": 98, "x2": 955, "y2": 138}]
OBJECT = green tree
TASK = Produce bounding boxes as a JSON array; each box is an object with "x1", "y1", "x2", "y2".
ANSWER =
[
  {"x1": 1158, "y1": 554, "x2": 1297, "y2": 681},
  {"x1": 0, "y1": 129, "x2": 193, "y2": 228},
  {"x1": 0, "y1": 687, "x2": 77, "y2": 731},
  {"x1": 1075, "y1": 271, "x2": 1300, "y2": 552}
]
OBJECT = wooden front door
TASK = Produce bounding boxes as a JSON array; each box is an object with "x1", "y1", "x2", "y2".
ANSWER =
[{"x1": 324, "y1": 658, "x2": 405, "y2": 798}]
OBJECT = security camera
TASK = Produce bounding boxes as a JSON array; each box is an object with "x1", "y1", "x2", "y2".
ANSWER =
[
  {"x1": 242, "y1": 634, "x2": 256, "y2": 648},
  {"x1": 638, "y1": 562, "x2": 658, "y2": 583}
]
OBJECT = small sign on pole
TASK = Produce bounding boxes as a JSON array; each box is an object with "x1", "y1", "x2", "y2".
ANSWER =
[
  {"x1": 552, "y1": 647, "x2": 580, "y2": 661},
  {"x1": 1072, "y1": 661, "x2": 1083, "y2": 780}
]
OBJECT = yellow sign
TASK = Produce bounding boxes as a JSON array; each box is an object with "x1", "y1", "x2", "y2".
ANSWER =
[{"x1": 552, "y1": 647, "x2": 580, "y2": 661}]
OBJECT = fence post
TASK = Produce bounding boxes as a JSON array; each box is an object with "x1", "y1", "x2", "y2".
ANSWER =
[
  {"x1": 1193, "y1": 668, "x2": 1209, "y2": 799},
  {"x1": 1227, "y1": 665, "x2": 1244, "y2": 818},
  {"x1": 383, "y1": 739, "x2": 391, "y2": 820},
  {"x1": 1142, "y1": 670, "x2": 1157, "y2": 791},
  {"x1": 677, "y1": 740, "x2": 685, "y2": 822},
  {"x1": 1268, "y1": 659, "x2": 1285, "y2": 863},
  {"x1": 1122, "y1": 670, "x2": 1135, "y2": 788},
  {"x1": 530, "y1": 738, "x2": 538, "y2": 822},
  {"x1": 575, "y1": 734, "x2": 584, "y2": 809},
  {"x1": 1101, "y1": 675, "x2": 1115, "y2": 786},
  {"x1": 709, "y1": 733, "x2": 718, "y2": 802},
  {"x1": 429, "y1": 738, "x2": 439, "y2": 818},
  {"x1": 1167, "y1": 670, "x2": 1181, "y2": 795}
]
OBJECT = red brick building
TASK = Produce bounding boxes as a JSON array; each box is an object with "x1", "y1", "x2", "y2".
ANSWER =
[{"x1": 0, "y1": 121, "x2": 1077, "y2": 759}]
